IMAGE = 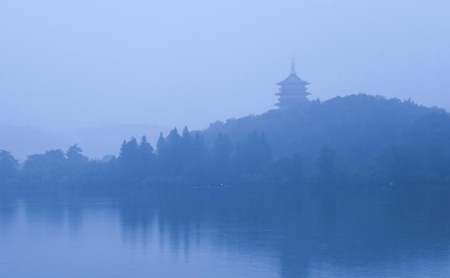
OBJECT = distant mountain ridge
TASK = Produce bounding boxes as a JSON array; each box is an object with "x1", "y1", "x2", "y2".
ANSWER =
[
  {"x1": 0, "y1": 124, "x2": 169, "y2": 161},
  {"x1": 0, "y1": 125, "x2": 67, "y2": 162}
]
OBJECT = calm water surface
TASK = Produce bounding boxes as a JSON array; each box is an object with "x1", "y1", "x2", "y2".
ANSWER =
[{"x1": 0, "y1": 189, "x2": 449, "y2": 278}]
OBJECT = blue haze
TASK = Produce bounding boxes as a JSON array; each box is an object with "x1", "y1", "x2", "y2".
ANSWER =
[{"x1": 0, "y1": 0, "x2": 449, "y2": 134}]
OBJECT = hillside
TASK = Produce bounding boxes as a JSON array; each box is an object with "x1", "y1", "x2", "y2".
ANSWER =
[{"x1": 203, "y1": 94, "x2": 442, "y2": 158}]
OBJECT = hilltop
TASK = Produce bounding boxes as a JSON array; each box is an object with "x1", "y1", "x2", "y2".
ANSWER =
[{"x1": 203, "y1": 94, "x2": 442, "y2": 158}]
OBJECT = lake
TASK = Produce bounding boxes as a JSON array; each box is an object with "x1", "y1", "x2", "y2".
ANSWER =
[{"x1": 1, "y1": 189, "x2": 449, "y2": 278}]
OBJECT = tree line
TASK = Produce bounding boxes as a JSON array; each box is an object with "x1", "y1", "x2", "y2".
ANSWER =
[
  {"x1": 0, "y1": 128, "x2": 277, "y2": 189},
  {"x1": 1, "y1": 127, "x2": 449, "y2": 190}
]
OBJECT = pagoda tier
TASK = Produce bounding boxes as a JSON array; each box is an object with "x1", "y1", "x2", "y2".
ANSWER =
[{"x1": 275, "y1": 60, "x2": 310, "y2": 109}]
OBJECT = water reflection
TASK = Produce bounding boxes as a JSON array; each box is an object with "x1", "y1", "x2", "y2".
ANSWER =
[{"x1": 0, "y1": 189, "x2": 450, "y2": 277}]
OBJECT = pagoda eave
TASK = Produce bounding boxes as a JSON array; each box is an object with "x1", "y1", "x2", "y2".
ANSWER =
[{"x1": 276, "y1": 92, "x2": 311, "y2": 96}]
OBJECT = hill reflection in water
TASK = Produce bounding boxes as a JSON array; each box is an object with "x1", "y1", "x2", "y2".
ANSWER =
[{"x1": 1, "y1": 189, "x2": 450, "y2": 278}]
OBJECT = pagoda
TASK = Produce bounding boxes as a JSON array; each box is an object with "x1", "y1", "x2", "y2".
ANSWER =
[{"x1": 275, "y1": 59, "x2": 310, "y2": 109}]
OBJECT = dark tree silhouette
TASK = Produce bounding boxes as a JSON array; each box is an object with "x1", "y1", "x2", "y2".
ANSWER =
[
  {"x1": 67, "y1": 144, "x2": 88, "y2": 162},
  {"x1": 139, "y1": 136, "x2": 156, "y2": 176},
  {"x1": 0, "y1": 150, "x2": 18, "y2": 186},
  {"x1": 21, "y1": 150, "x2": 67, "y2": 186},
  {"x1": 236, "y1": 131, "x2": 272, "y2": 175}
]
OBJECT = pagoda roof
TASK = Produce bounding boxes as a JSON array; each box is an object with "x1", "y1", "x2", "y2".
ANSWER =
[{"x1": 276, "y1": 72, "x2": 310, "y2": 86}]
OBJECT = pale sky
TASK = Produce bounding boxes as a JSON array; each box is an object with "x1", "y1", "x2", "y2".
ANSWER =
[{"x1": 1, "y1": 0, "x2": 449, "y2": 132}]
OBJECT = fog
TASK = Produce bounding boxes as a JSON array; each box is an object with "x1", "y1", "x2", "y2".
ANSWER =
[{"x1": 1, "y1": 0, "x2": 449, "y2": 158}]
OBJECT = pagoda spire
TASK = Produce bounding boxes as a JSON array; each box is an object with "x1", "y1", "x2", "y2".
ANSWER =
[{"x1": 290, "y1": 57, "x2": 296, "y2": 74}]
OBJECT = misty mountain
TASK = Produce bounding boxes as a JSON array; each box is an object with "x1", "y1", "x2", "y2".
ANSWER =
[{"x1": 0, "y1": 125, "x2": 67, "y2": 162}]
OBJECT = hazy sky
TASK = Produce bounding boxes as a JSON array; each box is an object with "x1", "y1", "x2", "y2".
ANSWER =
[{"x1": 1, "y1": 0, "x2": 449, "y2": 132}]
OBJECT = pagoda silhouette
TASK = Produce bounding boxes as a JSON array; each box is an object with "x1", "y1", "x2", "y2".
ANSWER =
[{"x1": 276, "y1": 59, "x2": 310, "y2": 109}]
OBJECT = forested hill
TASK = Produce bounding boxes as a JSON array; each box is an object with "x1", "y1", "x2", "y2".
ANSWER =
[
  {"x1": 203, "y1": 94, "x2": 445, "y2": 159},
  {"x1": 2, "y1": 94, "x2": 450, "y2": 189}
]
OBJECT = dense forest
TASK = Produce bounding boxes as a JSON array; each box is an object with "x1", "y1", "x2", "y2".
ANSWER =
[{"x1": 1, "y1": 94, "x2": 450, "y2": 190}]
